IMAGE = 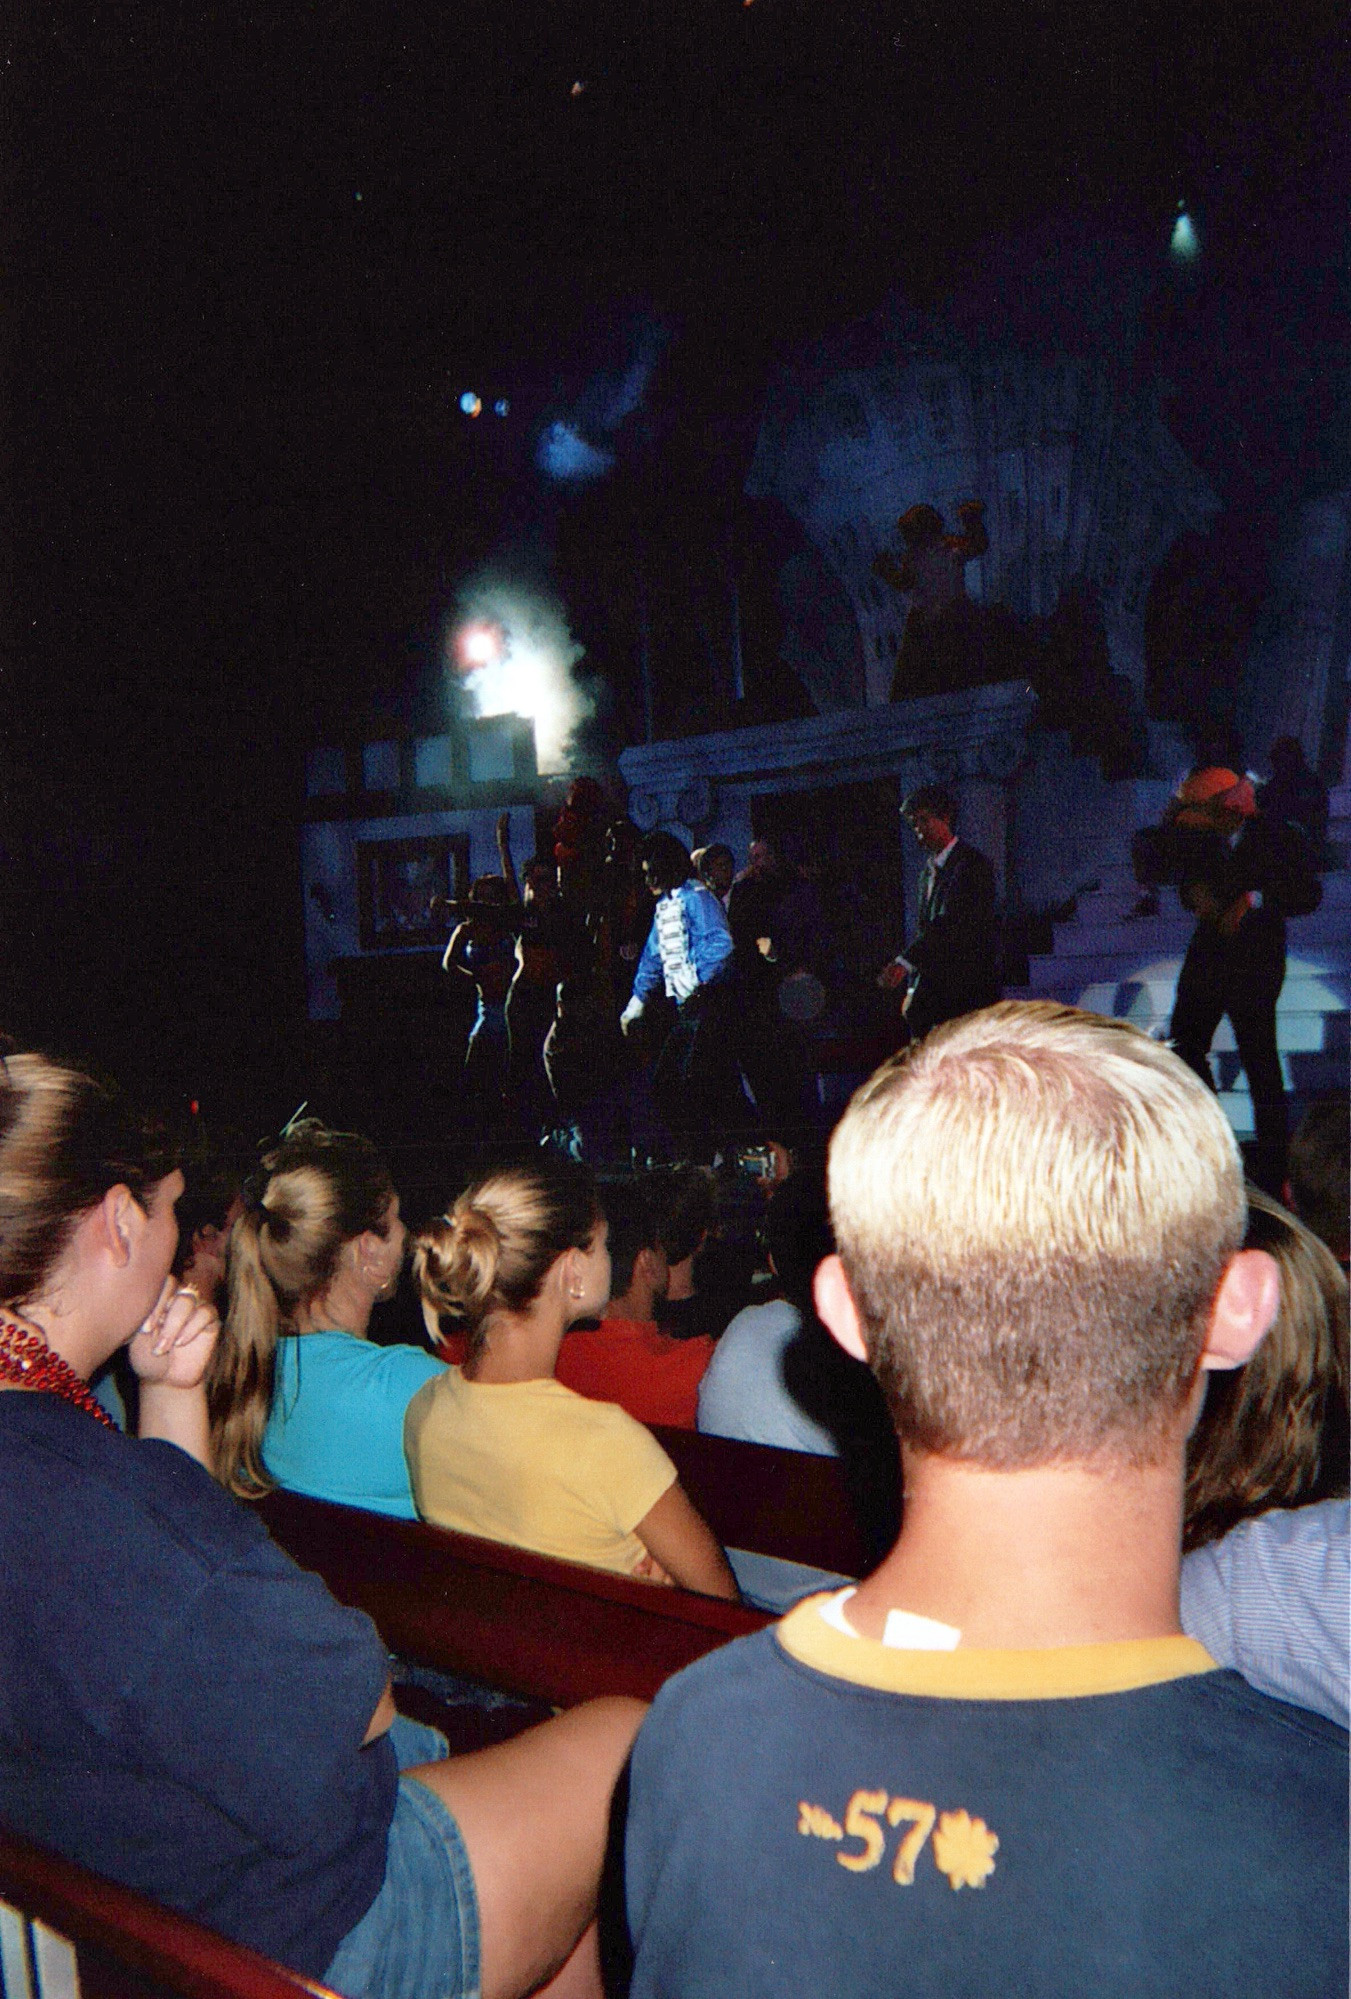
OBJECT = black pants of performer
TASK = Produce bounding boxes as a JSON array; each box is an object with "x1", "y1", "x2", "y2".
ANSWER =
[
  {"x1": 1171, "y1": 905, "x2": 1287, "y2": 1195},
  {"x1": 653, "y1": 980, "x2": 741, "y2": 1157},
  {"x1": 732, "y1": 974, "x2": 813, "y2": 1136},
  {"x1": 505, "y1": 978, "x2": 557, "y2": 1133}
]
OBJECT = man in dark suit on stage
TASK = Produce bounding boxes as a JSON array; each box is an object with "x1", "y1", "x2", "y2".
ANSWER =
[{"x1": 879, "y1": 784, "x2": 1001, "y2": 1039}]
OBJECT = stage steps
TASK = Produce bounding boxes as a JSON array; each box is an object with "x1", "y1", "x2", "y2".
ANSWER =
[{"x1": 1009, "y1": 777, "x2": 1351, "y2": 1144}]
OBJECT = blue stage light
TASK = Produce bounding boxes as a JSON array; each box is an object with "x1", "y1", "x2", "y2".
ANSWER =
[
  {"x1": 460, "y1": 391, "x2": 482, "y2": 417},
  {"x1": 537, "y1": 419, "x2": 614, "y2": 483},
  {"x1": 494, "y1": 398, "x2": 510, "y2": 417},
  {"x1": 1170, "y1": 206, "x2": 1199, "y2": 260}
]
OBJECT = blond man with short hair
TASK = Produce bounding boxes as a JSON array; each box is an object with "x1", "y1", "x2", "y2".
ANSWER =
[{"x1": 625, "y1": 1003, "x2": 1348, "y2": 1998}]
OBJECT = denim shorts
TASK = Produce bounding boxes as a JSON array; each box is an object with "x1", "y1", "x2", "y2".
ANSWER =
[{"x1": 323, "y1": 1720, "x2": 480, "y2": 1999}]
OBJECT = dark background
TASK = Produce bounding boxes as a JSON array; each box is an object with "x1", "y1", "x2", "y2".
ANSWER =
[{"x1": 2, "y1": 1, "x2": 1347, "y2": 1120}]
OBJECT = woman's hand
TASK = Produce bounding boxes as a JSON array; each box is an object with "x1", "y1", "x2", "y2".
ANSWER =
[
  {"x1": 128, "y1": 1280, "x2": 220, "y2": 1391},
  {"x1": 633, "y1": 1483, "x2": 740, "y2": 1601},
  {"x1": 631, "y1": 1549, "x2": 675, "y2": 1587}
]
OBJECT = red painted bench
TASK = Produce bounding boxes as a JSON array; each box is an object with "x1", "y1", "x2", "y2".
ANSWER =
[
  {"x1": 0, "y1": 1826, "x2": 330, "y2": 1999},
  {"x1": 258, "y1": 1491, "x2": 768, "y2": 1708},
  {"x1": 649, "y1": 1424, "x2": 874, "y2": 1577}
]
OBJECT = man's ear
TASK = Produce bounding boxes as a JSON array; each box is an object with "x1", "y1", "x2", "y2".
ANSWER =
[
  {"x1": 814, "y1": 1254, "x2": 869, "y2": 1364},
  {"x1": 98, "y1": 1186, "x2": 139, "y2": 1270},
  {"x1": 1201, "y1": 1249, "x2": 1281, "y2": 1371}
]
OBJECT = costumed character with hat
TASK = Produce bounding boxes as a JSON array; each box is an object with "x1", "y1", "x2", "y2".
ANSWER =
[{"x1": 1134, "y1": 765, "x2": 1321, "y2": 1195}]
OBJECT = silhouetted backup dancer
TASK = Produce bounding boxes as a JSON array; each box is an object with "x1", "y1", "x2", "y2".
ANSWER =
[
  {"x1": 1137, "y1": 766, "x2": 1308, "y2": 1196},
  {"x1": 880, "y1": 784, "x2": 1000, "y2": 1040}
]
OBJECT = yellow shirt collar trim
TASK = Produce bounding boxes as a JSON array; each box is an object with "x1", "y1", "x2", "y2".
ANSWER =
[{"x1": 776, "y1": 1594, "x2": 1217, "y2": 1700}]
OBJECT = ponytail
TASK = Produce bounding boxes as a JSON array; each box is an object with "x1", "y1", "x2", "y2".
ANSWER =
[
  {"x1": 209, "y1": 1120, "x2": 395, "y2": 1498},
  {"x1": 209, "y1": 1209, "x2": 281, "y2": 1497}
]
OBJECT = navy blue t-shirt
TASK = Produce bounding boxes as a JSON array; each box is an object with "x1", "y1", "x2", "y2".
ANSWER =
[
  {"x1": 0, "y1": 1395, "x2": 397, "y2": 1978},
  {"x1": 626, "y1": 1596, "x2": 1349, "y2": 1998}
]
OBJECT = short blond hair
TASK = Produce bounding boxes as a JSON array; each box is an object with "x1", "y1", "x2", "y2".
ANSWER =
[{"x1": 827, "y1": 1002, "x2": 1245, "y2": 1467}]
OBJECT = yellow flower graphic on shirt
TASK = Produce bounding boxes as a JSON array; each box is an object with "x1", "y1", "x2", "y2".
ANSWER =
[{"x1": 932, "y1": 1809, "x2": 999, "y2": 1889}]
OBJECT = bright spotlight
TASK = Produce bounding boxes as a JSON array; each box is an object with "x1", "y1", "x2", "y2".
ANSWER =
[
  {"x1": 1170, "y1": 206, "x2": 1199, "y2": 261},
  {"x1": 446, "y1": 584, "x2": 589, "y2": 772},
  {"x1": 459, "y1": 391, "x2": 483, "y2": 417},
  {"x1": 454, "y1": 620, "x2": 505, "y2": 671}
]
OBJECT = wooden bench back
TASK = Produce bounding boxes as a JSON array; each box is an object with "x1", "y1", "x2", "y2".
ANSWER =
[
  {"x1": 0, "y1": 1827, "x2": 327, "y2": 1999},
  {"x1": 650, "y1": 1425, "x2": 871, "y2": 1576},
  {"x1": 258, "y1": 1492, "x2": 768, "y2": 1706}
]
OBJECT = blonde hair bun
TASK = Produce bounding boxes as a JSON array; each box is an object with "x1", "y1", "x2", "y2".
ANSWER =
[
  {"x1": 413, "y1": 1160, "x2": 601, "y2": 1360},
  {"x1": 415, "y1": 1201, "x2": 502, "y2": 1325}
]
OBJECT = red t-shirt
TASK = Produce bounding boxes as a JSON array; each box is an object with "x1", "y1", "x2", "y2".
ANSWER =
[{"x1": 555, "y1": 1317, "x2": 714, "y2": 1430}]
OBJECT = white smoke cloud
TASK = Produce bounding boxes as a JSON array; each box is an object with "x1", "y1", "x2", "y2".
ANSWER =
[{"x1": 448, "y1": 575, "x2": 591, "y2": 774}]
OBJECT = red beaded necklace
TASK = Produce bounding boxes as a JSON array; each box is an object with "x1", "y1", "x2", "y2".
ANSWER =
[{"x1": 0, "y1": 1313, "x2": 115, "y2": 1428}]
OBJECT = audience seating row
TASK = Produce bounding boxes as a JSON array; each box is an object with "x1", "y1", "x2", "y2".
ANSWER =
[
  {"x1": 258, "y1": 1425, "x2": 869, "y2": 1705},
  {"x1": 0, "y1": 1826, "x2": 328, "y2": 1999},
  {"x1": 650, "y1": 1423, "x2": 874, "y2": 1577},
  {"x1": 258, "y1": 1489, "x2": 768, "y2": 1706}
]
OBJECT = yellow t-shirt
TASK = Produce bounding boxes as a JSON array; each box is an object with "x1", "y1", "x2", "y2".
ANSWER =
[{"x1": 403, "y1": 1368, "x2": 678, "y2": 1578}]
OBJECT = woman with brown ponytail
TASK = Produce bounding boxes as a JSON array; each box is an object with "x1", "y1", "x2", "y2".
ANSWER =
[
  {"x1": 406, "y1": 1158, "x2": 738, "y2": 1599},
  {"x1": 211, "y1": 1120, "x2": 443, "y2": 1516},
  {"x1": 0, "y1": 1052, "x2": 646, "y2": 1999}
]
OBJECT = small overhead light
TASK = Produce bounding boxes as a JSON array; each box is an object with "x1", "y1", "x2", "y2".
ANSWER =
[
  {"x1": 1171, "y1": 204, "x2": 1199, "y2": 261},
  {"x1": 494, "y1": 398, "x2": 510, "y2": 417},
  {"x1": 570, "y1": 80, "x2": 587, "y2": 96},
  {"x1": 459, "y1": 391, "x2": 482, "y2": 417}
]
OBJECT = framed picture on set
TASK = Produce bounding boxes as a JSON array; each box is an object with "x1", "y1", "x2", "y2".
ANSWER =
[{"x1": 356, "y1": 834, "x2": 468, "y2": 952}]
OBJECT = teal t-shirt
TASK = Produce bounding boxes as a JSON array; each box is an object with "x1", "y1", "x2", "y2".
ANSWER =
[{"x1": 263, "y1": 1332, "x2": 444, "y2": 1519}]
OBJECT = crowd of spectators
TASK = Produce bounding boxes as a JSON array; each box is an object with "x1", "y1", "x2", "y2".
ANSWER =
[{"x1": 0, "y1": 921, "x2": 1346, "y2": 1994}]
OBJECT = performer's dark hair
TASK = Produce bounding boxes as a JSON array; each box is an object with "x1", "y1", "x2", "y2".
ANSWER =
[
  {"x1": 902, "y1": 783, "x2": 958, "y2": 826},
  {"x1": 642, "y1": 830, "x2": 693, "y2": 893}
]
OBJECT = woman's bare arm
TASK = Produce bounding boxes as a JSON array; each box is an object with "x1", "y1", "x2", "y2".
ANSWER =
[
  {"x1": 496, "y1": 811, "x2": 521, "y2": 901},
  {"x1": 442, "y1": 921, "x2": 472, "y2": 976},
  {"x1": 634, "y1": 1482, "x2": 739, "y2": 1601}
]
